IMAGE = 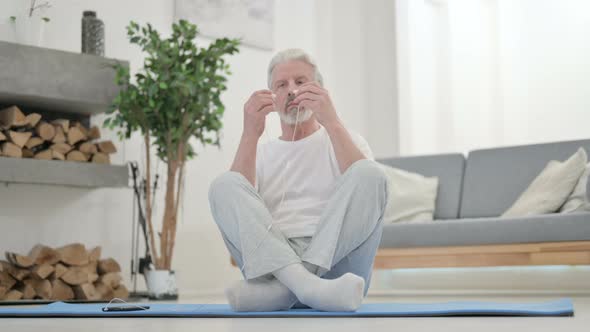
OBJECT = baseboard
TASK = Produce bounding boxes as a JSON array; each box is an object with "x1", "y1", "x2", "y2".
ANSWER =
[
  {"x1": 179, "y1": 288, "x2": 227, "y2": 299},
  {"x1": 178, "y1": 287, "x2": 590, "y2": 300},
  {"x1": 367, "y1": 289, "x2": 590, "y2": 297}
]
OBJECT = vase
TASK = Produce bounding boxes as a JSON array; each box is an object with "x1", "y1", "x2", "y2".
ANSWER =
[{"x1": 144, "y1": 269, "x2": 179, "y2": 300}]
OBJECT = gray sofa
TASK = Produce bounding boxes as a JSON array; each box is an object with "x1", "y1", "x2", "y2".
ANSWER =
[{"x1": 377, "y1": 139, "x2": 590, "y2": 251}]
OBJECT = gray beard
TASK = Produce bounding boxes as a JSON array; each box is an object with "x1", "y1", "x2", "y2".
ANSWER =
[{"x1": 279, "y1": 106, "x2": 313, "y2": 125}]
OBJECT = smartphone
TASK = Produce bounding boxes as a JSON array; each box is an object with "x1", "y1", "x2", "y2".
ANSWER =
[{"x1": 102, "y1": 305, "x2": 150, "y2": 312}]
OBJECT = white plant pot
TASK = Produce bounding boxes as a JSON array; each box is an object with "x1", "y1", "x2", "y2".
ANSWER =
[
  {"x1": 144, "y1": 269, "x2": 179, "y2": 300},
  {"x1": 13, "y1": 16, "x2": 46, "y2": 47}
]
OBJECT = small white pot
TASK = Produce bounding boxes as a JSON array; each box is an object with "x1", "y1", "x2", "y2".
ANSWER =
[
  {"x1": 144, "y1": 269, "x2": 178, "y2": 300},
  {"x1": 13, "y1": 15, "x2": 47, "y2": 47}
]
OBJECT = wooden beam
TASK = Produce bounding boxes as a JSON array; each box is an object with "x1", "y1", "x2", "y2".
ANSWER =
[{"x1": 374, "y1": 241, "x2": 590, "y2": 269}]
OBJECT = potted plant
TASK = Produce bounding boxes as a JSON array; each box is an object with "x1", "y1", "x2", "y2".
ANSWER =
[{"x1": 104, "y1": 20, "x2": 239, "y2": 299}]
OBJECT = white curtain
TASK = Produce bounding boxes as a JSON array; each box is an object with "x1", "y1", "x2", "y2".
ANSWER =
[{"x1": 396, "y1": 0, "x2": 590, "y2": 155}]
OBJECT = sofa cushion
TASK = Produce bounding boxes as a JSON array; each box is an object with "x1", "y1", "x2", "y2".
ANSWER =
[
  {"x1": 460, "y1": 139, "x2": 590, "y2": 218},
  {"x1": 560, "y1": 162, "x2": 590, "y2": 213},
  {"x1": 502, "y1": 147, "x2": 587, "y2": 217},
  {"x1": 378, "y1": 163, "x2": 438, "y2": 223},
  {"x1": 379, "y1": 212, "x2": 590, "y2": 248},
  {"x1": 377, "y1": 154, "x2": 465, "y2": 219}
]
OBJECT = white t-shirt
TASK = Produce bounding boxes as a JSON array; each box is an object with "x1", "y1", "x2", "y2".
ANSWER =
[{"x1": 255, "y1": 126, "x2": 374, "y2": 238}]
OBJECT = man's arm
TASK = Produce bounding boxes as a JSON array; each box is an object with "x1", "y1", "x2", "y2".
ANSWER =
[
  {"x1": 230, "y1": 90, "x2": 275, "y2": 187},
  {"x1": 324, "y1": 121, "x2": 367, "y2": 173},
  {"x1": 230, "y1": 135, "x2": 259, "y2": 187}
]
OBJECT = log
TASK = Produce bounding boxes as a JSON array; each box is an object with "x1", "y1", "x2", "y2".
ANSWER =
[
  {"x1": 0, "y1": 286, "x2": 7, "y2": 299},
  {"x1": 81, "y1": 262, "x2": 98, "y2": 283},
  {"x1": 58, "y1": 243, "x2": 89, "y2": 266},
  {"x1": 71, "y1": 122, "x2": 89, "y2": 137},
  {"x1": 88, "y1": 126, "x2": 101, "y2": 140},
  {"x1": 1, "y1": 142, "x2": 22, "y2": 158},
  {"x1": 33, "y1": 264, "x2": 55, "y2": 279},
  {"x1": 98, "y1": 258, "x2": 121, "y2": 274},
  {"x1": 0, "y1": 261, "x2": 30, "y2": 281},
  {"x1": 97, "y1": 141, "x2": 117, "y2": 154},
  {"x1": 60, "y1": 266, "x2": 88, "y2": 285},
  {"x1": 7, "y1": 130, "x2": 32, "y2": 148},
  {"x1": 73, "y1": 283, "x2": 100, "y2": 300},
  {"x1": 66, "y1": 150, "x2": 88, "y2": 162},
  {"x1": 29, "y1": 245, "x2": 61, "y2": 266},
  {"x1": 24, "y1": 278, "x2": 52, "y2": 300},
  {"x1": 78, "y1": 142, "x2": 98, "y2": 154},
  {"x1": 95, "y1": 282, "x2": 115, "y2": 300},
  {"x1": 52, "y1": 149, "x2": 65, "y2": 161},
  {"x1": 25, "y1": 136, "x2": 44, "y2": 149},
  {"x1": 112, "y1": 285, "x2": 129, "y2": 300},
  {"x1": 82, "y1": 261, "x2": 98, "y2": 273},
  {"x1": 88, "y1": 246, "x2": 101, "y2": 263},
  {"x1": 51, "y1": 279, "x2": 74, "y2": 301},
  {"x1": 0, "y1": 271, "x2": 17, "y2": 289},
  {"x1": 91, "y1": 152, "x2": 110, "y2": 164},
  {"x1": 35, "y1": 122, "x2": 56, "y2": 141},
  {"x1": 25, "y1": 113, "x2": 42, "y2": 128},
  {"x1": 52, "y1": 125, "x2": 66, "y2": 144},
  {"x1": 3, "y1": 289, "x2": 23, "y2": 300},
  {"x1": 88, "y1": 273, "x2": 99, "y2": 283},
  {"x1": 97, "y1": 272, "x2": 122, "y2": 289},
  {"x1": 67, "y1": 126, "x2": 86, "y2": 145},
  {"x1": 51, "y1": 119, "x2": 69, "y2": 133},
  {"x1": 21, "y1": 148, "x2": 34, "y2": 158},
  {"x1": 0, "y1": 131, "x2": 5, "y2": 141},
  {"x1": 34, "y1": 149, "x2": 52, "y2": 160},
  {"x1": 50, "y1": 142, "x2": 72, "y2": 155},
  {"x1": 0, "y1": 106, "x2": 27, "y2": 128},
  {"x1": 6, "y1": 252, "x2": 34, "y2": 268},
  {"x1": 53, "y1": 263, "x2": 68, "y2": 279},
  {"x1": 16, "y1": 283, "x2": 36, "y2": 300}
]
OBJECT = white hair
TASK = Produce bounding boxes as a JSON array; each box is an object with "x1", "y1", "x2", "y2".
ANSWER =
[{"x1": 267, "y1": 48, "x2": 324, "y2": 89}]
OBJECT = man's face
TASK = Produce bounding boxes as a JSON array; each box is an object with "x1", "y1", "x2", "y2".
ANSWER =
[{"x1": 270, "y1": 60, "x2": 315, "y2": 124}]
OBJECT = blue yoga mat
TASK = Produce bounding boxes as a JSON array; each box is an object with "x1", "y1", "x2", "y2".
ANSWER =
[{"x1": 0, "y1": 298, "x2": 573, "y2": 318}]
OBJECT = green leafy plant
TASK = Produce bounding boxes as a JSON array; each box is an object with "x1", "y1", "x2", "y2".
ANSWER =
[{"x1": 105, "y1": 20, "x2": 240, "y2": 270}]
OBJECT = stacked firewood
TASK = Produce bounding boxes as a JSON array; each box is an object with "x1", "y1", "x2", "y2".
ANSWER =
[
  {"x1": 0, "y1": 244, "x2": 128, "y2": 301},
  {"x1": 0, "y1": 106, "x2": 116, "y2": 164}
]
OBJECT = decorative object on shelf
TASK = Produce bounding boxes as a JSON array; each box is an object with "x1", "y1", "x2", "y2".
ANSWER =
[
  {"x1": 0, "y1": 105, "x2": 116, "y2": 164},
  {"x1": 105, "y1": 19, "x2": 239, "y2": 299},
  {"x1": 9, "y1": 0, "x2": 52, "y2": 47},
  {"x1": 0, "y1": 244, "x2": 128, "y2": 301},
  {"x1": 81, "y1": 11, "x2": 105, "y2": 56}
]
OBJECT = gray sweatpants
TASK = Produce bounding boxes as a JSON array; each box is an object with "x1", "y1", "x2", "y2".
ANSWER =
[{"x1": 208, "y1": 159, "x2": 388, "y2": 297}]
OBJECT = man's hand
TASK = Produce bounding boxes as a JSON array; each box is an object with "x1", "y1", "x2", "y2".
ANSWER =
[
  {"x1": 243, "y1": 89, "x2": 275, "y2": 139},
  {"x1": 289, "y1": 82, "x2": 341, "y2": 128},
  {"x1": 290, "y1": 82, "x2": 367, "y2": 173}
]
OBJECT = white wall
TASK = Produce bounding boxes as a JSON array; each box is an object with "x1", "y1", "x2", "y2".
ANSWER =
[{"x1": 0, "y1": 0, "x2": 386, "y2": 296}]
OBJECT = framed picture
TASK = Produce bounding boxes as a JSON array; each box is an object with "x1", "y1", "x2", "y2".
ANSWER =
[{"x1": 175, "y1": 0, "x2": 274, "y2": 50}]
